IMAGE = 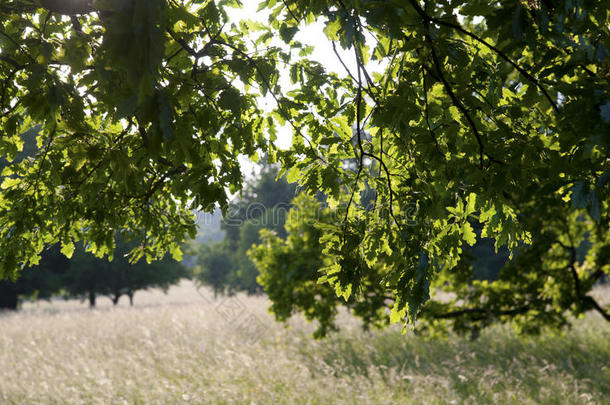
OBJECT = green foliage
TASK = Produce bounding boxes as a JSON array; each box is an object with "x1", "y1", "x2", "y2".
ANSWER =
[
  {"x1": 1, "y1": 1, "x2": 608, "y2": 332},
  {"x1": 253, "y1": 0, "x2": 610, "y2": 334},
  {"x1": 192, "y1": 163, "x2": 296, "y2": 295}
]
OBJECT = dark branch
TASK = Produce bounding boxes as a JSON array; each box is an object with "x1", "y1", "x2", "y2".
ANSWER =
[
  {"x1": 425, "y1": 44, "x2": 486, "y2": 170},
  {"x1": 405, "y1": 0, "x2": 559, "y2": 113},
  {"x1": 213, "y1": 38, "x2": 335, "y2": 169},
  {"x1": 429, "y1": 18, "x2": 560, "y2": 113},
  {"x1": 331, "y1": 41, "x2": 377, "y2": 102},
  {"x1": 582, "y1": 295, "x2": 610, "y2": 321},
  {"x1": 421, "y1": 66, "x2": 446, "y2": 161},
  {"x1": 0, "y1": 55, "x2": 24, "y2": 69},
  {"x1": 429, "y1": 304, "x2": 532, "y2": 321},
  {"x1": 344, "y1": 47, "x2": 365, "y2": 225},
  {"x1": 556, "y1": 240, "x2": 609, "y2": 322},
  {"x1": 281, "y1": 0, "x2": 301, "y2": 25},
  {"x1": 39, "y1": 0, "x2": 95, "y2": 15}
]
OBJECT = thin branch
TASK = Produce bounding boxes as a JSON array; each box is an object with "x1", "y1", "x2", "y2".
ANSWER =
[
  {"x1": 421, "y1": 66, "x2": 445, "y2": 161},
  {"x1": 331, "y1": 40, "x2": 377, "y2": 103},
  {"x1": 331, "y1": 40, "x2": 358, "y2": 85},
  {"x1": 70, "y1": 16, "x2": 84, "y2": 35},
  {"x1": 405, "y1": 0, "x2": 558, "y2": 113},
  {"x1": 429, "y1": 303, "x2": 533, "y2": 321},
  {"x1": 139, "y1": 164, "x2": 187, "y2": 206},
  {"x1": 555, "y1": 240, "x2": 609, "y2": 321},
  {"x1": 344, "y1": 48, "x2": 365, "y2": 225},
  {"x1": 582, "y1": 295, "x2": 610, "y2": 321},
  {"x1": 0, "y1": 54, "x2": 24, "y2": 69},
  {"x1": 28, "y1": 128, "x2": 57, "y2": 195},
  {"x1": 214, "y1": 38, "x2": 334, "y2": 168},
  {"x1": 558, "y1": 240, "x2": 582, "y2": 297},
  {"x1": 425, "y1": 44, "x2": 485, "y2": 170},
  {"x1": 588, "y1": 269, "x2": 606, "y2": 285},
  {"x1": 0, "y1": 29, "x2": 35, "y2": 63},
  {"x1": 280, "y1": 0, "x2": 301, "y2": 25},
  {"x1": 166, "y1": 28, "x2": 199, "y2": 57},
  {"x1": 430, "y1": 18, "x2": 560, "y2": 113},
  {"x1": 165, "y1": 46, "x2": 184, "y2": 64}
]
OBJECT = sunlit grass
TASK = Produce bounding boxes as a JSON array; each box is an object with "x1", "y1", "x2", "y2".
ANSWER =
[{"x1": 0, "y1": 281, "x2": 608, "y2": 404}]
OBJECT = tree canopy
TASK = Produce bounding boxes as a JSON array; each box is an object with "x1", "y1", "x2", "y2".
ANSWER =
[{"x1": 1, "y1": 0, "x2": 608, "y2": 331}]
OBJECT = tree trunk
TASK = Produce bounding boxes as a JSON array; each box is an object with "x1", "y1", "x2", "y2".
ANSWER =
[
  {"x1": 88, "y1": 290, "x2": 96, "y2": 308},
  {"x1": 0, "y1": 283, "x2": 19, "y2": 310}
]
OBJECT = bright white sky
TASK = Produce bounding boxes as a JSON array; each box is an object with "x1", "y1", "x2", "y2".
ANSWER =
[
  {"x1": 228, "y1": 2, "x2": 362, "y2": 79},
  {"x1": 226, "y1": 2, "x2": 374, "y2": 177}
]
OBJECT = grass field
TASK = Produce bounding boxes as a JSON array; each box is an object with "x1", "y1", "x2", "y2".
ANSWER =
[{"x1": 0, "y1": 281, "x2": 608, "y2": 404}]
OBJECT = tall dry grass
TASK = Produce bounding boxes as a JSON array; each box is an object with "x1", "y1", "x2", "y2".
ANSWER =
[{"x1": 0, "y1": 281, "x2": 608, "y2": 404}]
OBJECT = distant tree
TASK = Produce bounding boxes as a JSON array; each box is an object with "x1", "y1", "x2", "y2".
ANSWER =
[
  {"x1": 63, "y1": 243, "x2": 112, "y2": 307},
  {"x1": 234, "y1": 208, "x2": 288, "y2": 293},
  {"x1": 118, "y1": 252, "x2": 190, "y2": 305},
  {"x1": 191, "y1": 244, "x2": 234, "y2": 298},
  {"x1": 223, "y1": 163, "x2": 296, "y2": 244},
  {"x1": 193, "y1": 164, "x2": 296, "y2": 295}
]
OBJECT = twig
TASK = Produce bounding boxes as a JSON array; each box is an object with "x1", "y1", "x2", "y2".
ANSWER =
[
  {"x1": 405, "y1": 0, "x2": 559, "y2": 113},
  {"x1": 425, "y1": 43, "x2": 486, "y2": 170}
]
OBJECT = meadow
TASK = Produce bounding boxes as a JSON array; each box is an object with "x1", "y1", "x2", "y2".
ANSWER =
[{"x1": 0, "y1": 281, "x2": 608, "y2": 405}]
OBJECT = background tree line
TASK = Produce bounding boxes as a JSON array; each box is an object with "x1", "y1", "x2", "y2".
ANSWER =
[
  {"x1": 0, "y1": 239, "x2": 187, "y2": 310},
  {"x1": 0, "y1": 129, "x2": 186, "y2": 310}
]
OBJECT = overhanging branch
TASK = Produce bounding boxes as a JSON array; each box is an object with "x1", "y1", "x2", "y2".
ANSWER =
[
  {"x1": 405, "y1": 0, "x2": 559, "y2": 113},
  {"x1": 0, "y1": 55, "x2": 24, "y2": 69},
  {"x1": 39, "y1": 0, "x2": 95, "y2": 15}
]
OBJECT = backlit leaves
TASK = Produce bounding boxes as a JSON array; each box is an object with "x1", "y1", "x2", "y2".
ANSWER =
[{"x1": 1, "y1": 0, "x2": 609, "y2": 334}]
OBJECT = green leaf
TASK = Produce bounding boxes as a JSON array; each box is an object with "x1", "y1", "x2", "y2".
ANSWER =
[
  {"x1": 218, "y1": 88, "x2": 242, "y2": 115},
  {"x1": 390, "y1": 302, "x2": 406, "y2": 324},
  {"x1": 60, "y1": 242, "x2": 75, "y2": 259},
  {"x1": 279, "y1": 23, "x2": 299, "y2": 43},
  {"x1": 286, "y1": 166, "x2": 301, "y2": 184},
  {"x1": 466, "y1": 193, "x2": 477, "y2": 215},
  {"x1": 0, "y1": 177, "x2": 20, "y2": 189},
  {"x1": 461, "y1": 222, "x2": 476, "y2": 246}
]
